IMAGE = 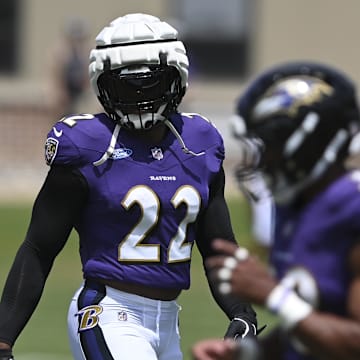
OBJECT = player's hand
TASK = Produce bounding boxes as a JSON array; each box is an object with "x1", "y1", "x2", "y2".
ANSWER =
[
  {"x1": 192, "y1": 337, "x2": 262, "y2": 360},
  {"x1": 206, "y1": 239, "x2": 277, "y2": 305},
  {"x1": 0, "y1": 348, "x2": 14, "y2": 360},
  {"x1": 192, "y1": 338, "x2": 238, "y2": 360}
]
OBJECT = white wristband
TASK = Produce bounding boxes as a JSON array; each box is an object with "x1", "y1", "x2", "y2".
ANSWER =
[{"x1": 266, "y1": 283, "x2": 313, "y2": 331}]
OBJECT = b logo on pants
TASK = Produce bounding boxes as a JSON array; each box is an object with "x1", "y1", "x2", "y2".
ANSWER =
[{"x1": 77, "y1": 305, "x2": 103, "y2": 331}]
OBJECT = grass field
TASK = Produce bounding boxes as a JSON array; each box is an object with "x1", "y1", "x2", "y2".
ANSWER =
[{"x1": 0, "y1": 194, "x2": 276, "y2": 360}]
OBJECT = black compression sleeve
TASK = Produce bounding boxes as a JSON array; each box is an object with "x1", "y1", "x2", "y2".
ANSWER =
[
  {"x1": 196, "y1": 167, "x2": 236, "y2": 258},
  {"x1": 0, "y1": 166, "x2": 88, "y2": 346},
  {"x1": 196, "y1": 167, "x2": 258, "y2": 326}
]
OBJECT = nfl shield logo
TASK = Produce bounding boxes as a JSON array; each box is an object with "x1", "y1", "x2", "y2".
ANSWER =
[
  {"x1": 151, "y1": 147, "x2": 164, "y2": 160},
  {"x1": 118, "y1": 311, "x2": 128, "y2": 321}
]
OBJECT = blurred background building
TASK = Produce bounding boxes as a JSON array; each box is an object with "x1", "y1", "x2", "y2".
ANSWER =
[{"x1": 1, "y1": 0, "x2": 359, "y2": 201}]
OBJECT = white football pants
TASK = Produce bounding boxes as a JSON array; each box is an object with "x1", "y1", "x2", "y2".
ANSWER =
[{"x1": 67, "y1": 281, "x2": 182, "y2": 360}]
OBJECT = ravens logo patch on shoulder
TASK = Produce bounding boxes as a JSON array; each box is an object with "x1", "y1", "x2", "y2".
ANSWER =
[{"x1": 45, "y1": 137, "x2": 59, "y2": 165}]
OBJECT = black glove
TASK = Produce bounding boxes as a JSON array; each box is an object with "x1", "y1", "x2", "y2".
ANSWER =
[
  {"x1": 0, "y1": 349, "x2": 14, "y2": 360},
  {"x1": 225, "y1": 317, "x2": 257, "y2": 340}
]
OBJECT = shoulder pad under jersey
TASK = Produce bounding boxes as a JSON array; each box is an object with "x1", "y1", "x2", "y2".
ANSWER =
[
  {"x1": 178, "y1": 112, "x2": 225, "y2": 159},
  {"x1": 44, "y1": 113, "x2": 113, "y2": 166}
]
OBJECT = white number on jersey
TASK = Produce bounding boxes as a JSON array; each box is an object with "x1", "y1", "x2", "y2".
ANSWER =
[{"x1": 119, "y1": 185, "x2": 201, "y2": 263}]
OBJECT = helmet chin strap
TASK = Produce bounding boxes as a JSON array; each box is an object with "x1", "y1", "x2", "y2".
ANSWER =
[
  {"x1": 125, "y1": 111, "x2": 164, "y2": 130},
  {"x1": 93, "y1": 115, "x2": 205, "y2": 167},
  {"x1": 115, "y1": 104, "x2": 167, "y2": 130},
  {"x1": 164, "y1": 119, "x2": 205, "y2": 157},
  {"x1": 93, "y1": 123, "x2": 121, "y2": 166}
]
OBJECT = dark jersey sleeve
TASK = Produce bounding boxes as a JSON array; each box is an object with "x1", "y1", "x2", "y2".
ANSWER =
[
  {"x1": 0, "y1": 166, "x2": 88, "y2": 346},
  {"x1": 196, "y1": 166, "x2": 236, "y2": 256},
  {"x1": 196, "y1": 166, "x2": 258, "y2": 327}
]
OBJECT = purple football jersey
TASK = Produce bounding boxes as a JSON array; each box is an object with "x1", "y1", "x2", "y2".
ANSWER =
[
  {"x1": 271, "y1": 171, "x2": 360, "y2": 360},
  {"x1": 45, "y1": 112, "x2": 224, "y2": 290}
]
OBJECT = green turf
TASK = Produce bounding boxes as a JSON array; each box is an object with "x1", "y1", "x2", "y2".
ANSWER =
[{"x1": 0, "y1": 195, "x2": 277, "y2": 360}]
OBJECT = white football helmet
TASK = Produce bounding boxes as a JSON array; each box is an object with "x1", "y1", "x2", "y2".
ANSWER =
[{"x1": 89, "y1": 13, "x2": 189, "y2": 130}]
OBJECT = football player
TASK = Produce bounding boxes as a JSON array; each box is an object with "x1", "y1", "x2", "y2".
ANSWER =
[
  {"x1": 192, "y1": 61, "x2": 360, "y2": 359},
  {"x1": 0, "y1": 13, "x2": 258, "y2": 360}
]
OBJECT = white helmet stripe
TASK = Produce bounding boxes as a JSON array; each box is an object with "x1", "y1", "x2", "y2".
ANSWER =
[
  {"x1": 275, "y1": 129, "x2": 349, "y2": 204},
  {"x1": 284, "y1": 112, "x2": 319, "y2": 156}
]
